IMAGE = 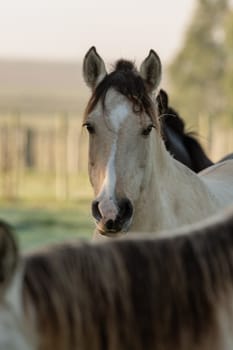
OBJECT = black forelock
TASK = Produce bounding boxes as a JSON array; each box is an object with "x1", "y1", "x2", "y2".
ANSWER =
[{"x1": 114, "y1": 59, "x2": 136, "y2": 72}]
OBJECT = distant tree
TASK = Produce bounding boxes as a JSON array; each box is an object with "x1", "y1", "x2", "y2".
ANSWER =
[{"x1": 168, "y1": 0, "x2": 229, "y2": 123}]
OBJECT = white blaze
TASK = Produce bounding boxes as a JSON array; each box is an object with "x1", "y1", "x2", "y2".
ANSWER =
[
  {"x1": 109, "y1": 103, "x2": 129, "y2": 132},
  {"x1": 103, "y1": 140, "x2": 117, "y2": 198},
  {"x1": 99, "y1": 101, "x2": 129, "y2": 199}
]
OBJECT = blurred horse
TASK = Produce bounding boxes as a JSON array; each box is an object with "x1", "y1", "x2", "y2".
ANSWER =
[{"x1": 1, "y1": 206, "x2": 233, "y2": 349}]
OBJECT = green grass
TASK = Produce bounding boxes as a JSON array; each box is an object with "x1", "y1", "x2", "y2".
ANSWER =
[{"x1": 0, "y1": 198, "x2": 94, "y2": 251}]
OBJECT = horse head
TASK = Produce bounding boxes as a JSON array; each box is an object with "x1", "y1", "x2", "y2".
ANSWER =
[{"x1": 83, "y1": 47, "x2": 162, "y2": 236}]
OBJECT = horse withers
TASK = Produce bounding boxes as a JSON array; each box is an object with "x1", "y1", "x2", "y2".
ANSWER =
[
  {"x1": 82, "y1": 47, "x2": 233, "y2": 238},
  {"x1": 1, "y1": 207, "x2": 233, "y2": 349}
]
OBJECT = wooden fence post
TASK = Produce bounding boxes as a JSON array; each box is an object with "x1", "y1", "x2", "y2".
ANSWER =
[{"x1": 55, "y1": 113, "x2": 69, "y2": 200}]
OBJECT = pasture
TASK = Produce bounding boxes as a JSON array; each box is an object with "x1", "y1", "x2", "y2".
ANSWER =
[
  {"x1": 0, "y1": 112, "x2": 94, "y2": 250},
  {"x1": 0, "y1": 199, "x2": 94, "y2": 251},
  {"x1": 0, "y1": 171, "x2": 94, "y2": 250}
]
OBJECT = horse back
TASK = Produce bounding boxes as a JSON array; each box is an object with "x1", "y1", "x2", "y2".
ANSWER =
[{"x1": 199, "y1": 160, "x2": 233, "y2": 206}]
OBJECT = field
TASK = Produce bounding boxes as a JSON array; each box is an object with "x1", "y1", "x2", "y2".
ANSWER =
[
  {"x1": 0, "y1": 199, "x2": 94, "y2": 251},
  {"x1": 0, "y1": 173, "x2": 95, "y2": 251}
]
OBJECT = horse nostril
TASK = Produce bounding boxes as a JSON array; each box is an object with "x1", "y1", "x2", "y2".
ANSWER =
[
  {"x1": 92, "y1": 200, "x2": 102, "y2": 221},
  {"x1": 105, "y1": 219, "x2": 114, "y2": 231},
  {"x1": 118, "y1": 198, "x2": 133, "y2": 222}
]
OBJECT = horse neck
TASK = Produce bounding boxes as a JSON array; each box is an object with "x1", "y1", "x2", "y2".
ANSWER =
[{"x1": 130, "y1": 135, "x2": 219, "y2": 233}]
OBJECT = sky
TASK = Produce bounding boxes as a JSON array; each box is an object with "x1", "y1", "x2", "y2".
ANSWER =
[{"x1": 0, "y1": 0, "x2": 196, "y2": 64}]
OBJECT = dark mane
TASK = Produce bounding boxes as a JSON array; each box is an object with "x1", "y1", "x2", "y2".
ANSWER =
[
  {"x1": 157, "y1": 89, "x2": 185, "y2": 135},
  {"x1": 114, "y1": 59, "x2": 136, "y2": 72},
  {"x1": 23, "y1": 208, "x2": 233, "y2": 350},
  {"x1": 84, "y1": 60, "x2": 159, "y2": 129},
  {"x1": 157, "y1": 89, "x2": 213, "y2": 172},
  {"x1": 0, "y1": 220, "x2": 19, "y2": 296}
]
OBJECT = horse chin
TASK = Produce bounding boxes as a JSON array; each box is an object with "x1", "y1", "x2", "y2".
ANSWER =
[
  {"x1": 96, "y1": 219, "x2": 132, "y2": 237},
  {"x1": 95, "y1": 224, "x2": 123, "y2": 236},
  {"x1": 103, "y1": 231, "x2": 125, "y2": 238}
]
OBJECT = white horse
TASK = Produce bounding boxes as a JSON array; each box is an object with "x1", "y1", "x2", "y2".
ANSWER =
[
  {"x1": 1, "y1": 207, "x2": 233, "y2": 349},
  {"x1": 82, "y1": 47, "x2": 233, "y2": 238}
]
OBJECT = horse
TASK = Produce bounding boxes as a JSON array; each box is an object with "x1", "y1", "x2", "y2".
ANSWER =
[
  {"x1": 156, "y1": 89, "x2": 213, "y2": 172},
  {"x1": 157, "y1": 89, "x2": 233, "y2": 172},
  {"x1": 219, "y1": 153, "x2": 233, "y2": 162},
  {"x1": 1, "y1": 207, "x2": 233, "y2": 350},
  {"x1": 82, "y1": 47, "x2": 233, "y2": 238}
]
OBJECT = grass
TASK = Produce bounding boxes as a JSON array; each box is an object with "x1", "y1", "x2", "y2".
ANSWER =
[
  {"x1": 0, "y1": 199, "x2": 94, "y2": 251},
  {"x1": 0, "y1": 172, "x2": 95, "y2": 251}
]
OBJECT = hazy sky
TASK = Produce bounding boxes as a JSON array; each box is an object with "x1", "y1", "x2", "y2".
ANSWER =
[{"x1": 0, "y1": 0, "x2": 196, "y2": 63}]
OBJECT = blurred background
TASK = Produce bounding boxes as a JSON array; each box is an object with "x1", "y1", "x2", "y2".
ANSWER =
[{"x1": 0, "y1": 0, "x2": 233, "y2": 250}]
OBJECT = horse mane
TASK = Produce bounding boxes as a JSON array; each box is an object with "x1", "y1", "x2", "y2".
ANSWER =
[
  {"x1": 23, "y1": 207, "x2": 233, "y2": 350},
  {"x1": 114, "y1": 60, "x2": 136, "y2": 72},
  {"x1": 83, "y1": 60, "x2": 160, "y2": 130},
  {"x1": 157, "y1": 89, "x2": 185, "y2": 134},
  {"x1": 183, "y1": 134, "x2": 213, "y2": 170},
  {"x1": 157, "y1": 89, "x2": 202, "y2": 141},
  {"x1": 0, "y1": 220, "x2": 19, "y2": 297},
  {"x1": 157, "y1": 89, "x2": 213, "y2": 171}
]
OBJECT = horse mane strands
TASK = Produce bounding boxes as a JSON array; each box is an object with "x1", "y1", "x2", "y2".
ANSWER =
[
  {"x1": 22, "y1": 207, "x2": 233, "y2": 350},
  {"x1": 0, "y1": 221, "x2": 19, "y2": 297}
]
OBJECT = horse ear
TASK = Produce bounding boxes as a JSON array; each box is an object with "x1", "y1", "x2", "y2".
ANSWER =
[
  {"x1": 0, "y1": 221, "x2": 19, "y2": 297},
  {"x1": 83, "y1": 47, "x2": 107, "y2": 89},
  {"x1": 140, "y1": 50, "x2": 162, "y2": 92}
]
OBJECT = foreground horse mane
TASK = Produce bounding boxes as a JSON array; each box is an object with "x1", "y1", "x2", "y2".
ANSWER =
[
  {"x1": 84, "y1": 59, "x2": 160, "y2": 130},
  {"x1": 20, "y1": 208, "x2": 233, "y2": 350},
  {"x1": 0, "y1": 220, "x2": 19, "y2": 295}
]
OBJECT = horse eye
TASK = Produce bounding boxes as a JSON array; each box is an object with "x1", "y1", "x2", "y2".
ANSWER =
[
  {"x1": 142, "y1": 124, "x2": 154, "y2": 137},
  {"x1": 83, "y1": 123, "x2": 95, "y2": 135}
]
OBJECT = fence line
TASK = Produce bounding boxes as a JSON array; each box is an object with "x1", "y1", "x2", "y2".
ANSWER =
[
  {"x1": 0, "y1": 112, "x2": 232, "y2": 200},
  {"x1": 0, "y1": 112, "x2": 88, "y2": 200}
]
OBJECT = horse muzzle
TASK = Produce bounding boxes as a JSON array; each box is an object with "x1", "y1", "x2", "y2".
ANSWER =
[{"x1": 92, "y1": 197, "x2": 133, "y2": 236}]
